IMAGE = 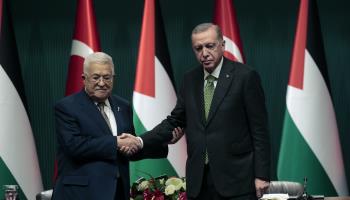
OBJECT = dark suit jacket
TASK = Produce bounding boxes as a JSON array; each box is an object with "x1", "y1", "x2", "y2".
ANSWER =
[
  {"x1": 142, "y1": 58, "x2": 270, "y2": 198},
  {"x1": 52, "y1": 90, "x2": 167, "y2": 200}
]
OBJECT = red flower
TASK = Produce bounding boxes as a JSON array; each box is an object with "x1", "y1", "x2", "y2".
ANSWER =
[
  {"x1": 143, "y1": 188, "x2": 165, "y2": 200},
  {"x1": 153, "y1": 189, "x2": 165, "y2": 200},
  {"x1": 179, "y1": 192, "x2": 187, "y2": 200}
]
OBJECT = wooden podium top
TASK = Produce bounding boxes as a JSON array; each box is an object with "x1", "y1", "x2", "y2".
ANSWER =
[{"x1": 325, "y1": 197, "x2": 350, "y2": 200}]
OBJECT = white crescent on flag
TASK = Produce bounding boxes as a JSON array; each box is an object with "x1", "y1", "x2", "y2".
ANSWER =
[
  {"x1": 70, "y1": 39, "x2": 94, "y2": 59},
  {"x1": 223, "y1": 35, "x2": 243, "y2": 63}
]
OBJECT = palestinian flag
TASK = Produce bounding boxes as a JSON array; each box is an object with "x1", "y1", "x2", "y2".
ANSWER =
[
  {"x1": 131, "y1": 0, "x2": 187, "y2": 181},
  {"x1": 0, "y1": 0, "x2": 43, "y2": 199},
  {"x1": 277, "y1": 0, "x2": 348, "y2": 196}
]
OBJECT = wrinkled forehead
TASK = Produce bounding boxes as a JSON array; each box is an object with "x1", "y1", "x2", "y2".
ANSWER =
[
  {"x1": 87, "y1": 63, "x2": 113, "y2": 74},
  {"x1": 192, "y1": 28, "x2": 219, "y2": 45}
]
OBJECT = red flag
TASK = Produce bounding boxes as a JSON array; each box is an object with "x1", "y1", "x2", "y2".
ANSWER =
[
  {"x1": 53, "y1": 0, "x2": 101, "y2": 181},
  {"x1": 213, "y1": 0, "x2": 245, "y2": 63},
  {"x1": 65, "y1": 0, "x2": 101, "y2": 95}
]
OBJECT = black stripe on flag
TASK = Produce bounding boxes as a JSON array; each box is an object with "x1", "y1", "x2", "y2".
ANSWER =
[
  {"x1": 306, "y1": 0, "x2": 331, "y2": 90},
  {"x1": 0, "y1": 0, "x2": 28, "y2": 108},
  {"x1": 155, "y1": 0, "x2": 176, "y2": 90}
]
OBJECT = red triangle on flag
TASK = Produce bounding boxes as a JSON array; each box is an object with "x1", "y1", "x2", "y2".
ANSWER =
[
  {"x1": 288, "y1": 0, "x2": 308, "y2": 90},
  {"x1": 134, "y1": 0, "x2": 155, "y2": 98}
]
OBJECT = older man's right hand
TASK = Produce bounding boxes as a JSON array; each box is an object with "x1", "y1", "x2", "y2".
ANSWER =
[{"x1": 117, "y1": 133, "x2": 142, "y2": 155}]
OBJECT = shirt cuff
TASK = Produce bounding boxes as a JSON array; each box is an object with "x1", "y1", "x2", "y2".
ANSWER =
[{"x1": 137, "y1": 136, "x2": 144, "y2": 148}]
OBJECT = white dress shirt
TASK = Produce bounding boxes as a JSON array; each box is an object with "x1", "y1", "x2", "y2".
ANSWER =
[
  {"x1": 96, "y1": 100, "x2": 118, "y2": 136},
  {"x1": 203, "y1": 57, "x2": 224, "y2": 88}
]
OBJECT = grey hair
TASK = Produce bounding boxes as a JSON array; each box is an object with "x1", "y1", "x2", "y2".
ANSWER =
[
  {"x1": 191, "y1": 23, "x2": 223, "y2": 41},
  {"x1": 83, "y1": 52, "x2": 115, "y2": 75}
]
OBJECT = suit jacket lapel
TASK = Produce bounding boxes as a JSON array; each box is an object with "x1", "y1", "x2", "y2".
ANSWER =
[
  {"x1": 78, "y1": 90, "x2": 112, "y2": 135},
  {"x1": 193, "y1": 68, "x2": 207, "y2": 126},
  {"x1": 206, "y1": 59, "x2": 235, "y2": 125}
]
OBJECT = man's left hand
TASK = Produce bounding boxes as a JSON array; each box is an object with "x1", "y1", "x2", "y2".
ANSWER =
[
  {"x1": 168, "y1": 127, "x2": 184, "y2": 144},
  {"x1": 255, "y1": 178, "x2": 269, "y2": 198}
]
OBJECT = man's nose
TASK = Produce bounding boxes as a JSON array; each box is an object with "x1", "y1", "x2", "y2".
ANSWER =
[
  {"x1": 202, "y1": 48, "x2": 210, "y2": 57},
  {"x1": 97, "y1": 79, "x2": 106, "y2": 86}
]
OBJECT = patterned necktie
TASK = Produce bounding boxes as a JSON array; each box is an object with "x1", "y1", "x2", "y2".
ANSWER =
[
  {"x1": 204, "y1": 75, "x2": 216, "y2": 164},
  {"x1": 204, "y1": 75, "x2": 216, "y2": 120},
  {"x1": 98, "y1": 102, "x2": 112, "y2": 131},
  {"x1": 98, "y1": 102, "x2": 119, "y2": 177}
]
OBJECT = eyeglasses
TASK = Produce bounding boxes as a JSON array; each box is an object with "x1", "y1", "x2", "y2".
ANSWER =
[
  {"x1": 85, "y1": 74, "x2": 114, "y2": 83},
  {"x1": 193, "y1": 42, "x2": 220, "y2": 53}
]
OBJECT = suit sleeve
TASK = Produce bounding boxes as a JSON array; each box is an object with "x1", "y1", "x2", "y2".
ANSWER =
[
  {"x1": 55, "y1": 103, "x2": 118, "y2": 161},
  {"x1": 126, "y1": 104, "x2": 169, "y2": 161},
  {"x1": 243, "y1": 70, "x2": 271, "y2": 181}
]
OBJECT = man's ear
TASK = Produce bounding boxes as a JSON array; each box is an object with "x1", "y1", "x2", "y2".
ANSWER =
[{"x1": 81, "y1": 74, "x2": 86, "y2": 80}]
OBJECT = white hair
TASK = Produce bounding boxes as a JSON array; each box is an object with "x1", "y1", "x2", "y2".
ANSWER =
[{"x1": 83, "y1": 52, "x2": 115, "y2": 75}]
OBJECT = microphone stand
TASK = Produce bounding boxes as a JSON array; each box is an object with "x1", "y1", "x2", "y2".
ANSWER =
[{"x1": 297, "y1": 177, "x2": 314, "y2": 200}]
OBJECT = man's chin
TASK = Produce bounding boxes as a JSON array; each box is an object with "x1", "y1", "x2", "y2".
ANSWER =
[
  {"x1": 91, "y1": 92, "x2": 110, "y2": 102},
  {"x1": 203, "y1": 65, "x2": 215, "y2": 73}
]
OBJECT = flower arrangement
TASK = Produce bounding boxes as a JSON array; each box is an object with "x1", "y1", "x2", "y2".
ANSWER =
[{"x1": 130, "y1": 175, "x2": 187, "y2": 200}]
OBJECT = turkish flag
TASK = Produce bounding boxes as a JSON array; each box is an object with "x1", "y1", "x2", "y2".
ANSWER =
[
  {"x1": 53, "y1": 0, "x2": 101, "y2": 181},
  {"x1": 213, "y1": 0, "x2": 245, "y2": 63}
]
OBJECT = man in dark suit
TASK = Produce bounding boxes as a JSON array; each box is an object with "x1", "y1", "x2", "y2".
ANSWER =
[
  {"x1": 141, "y1": 23, "x2": 271, "y2": 200},
  {"x1": 52, "y1": 52, "x2": 171, "y2": 200}
]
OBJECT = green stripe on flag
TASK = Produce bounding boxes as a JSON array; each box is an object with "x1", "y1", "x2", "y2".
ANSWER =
[
  {"x1": 0, "y1": 157, "x2": 25, "y2": 199},
  {"x1": 130, "y1": 111, "x2": 177, "y2": 183},
  {"x1": 278, "y1": 110, "x2": 337, "y2": 196}
]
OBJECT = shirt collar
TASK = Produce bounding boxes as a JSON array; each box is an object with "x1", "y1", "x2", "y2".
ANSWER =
[
  {"x1": 95, "y1": 99, "x2": 111, "y2": 109},
  {"x1": 104, "y1": 99, "x2": 111, "y2": 108},
  {"x1": 84, "y1": 89, "x2": 112, "y2": 109},
  {"x1": 203, "y1": 57, "x2": 223, "y2": 80}
]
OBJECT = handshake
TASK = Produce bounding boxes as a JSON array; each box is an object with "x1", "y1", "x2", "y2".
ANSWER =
[{"x1": 117, "y1": 127, "x2": 184, "y2": 156}]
